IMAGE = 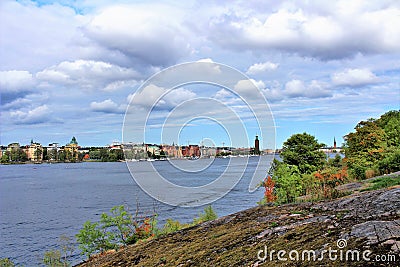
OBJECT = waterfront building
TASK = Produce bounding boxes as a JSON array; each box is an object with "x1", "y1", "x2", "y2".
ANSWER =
[
  {"x1": 27, "y1": 140, "x2": 43, "y2": 162},
  {"x1": 200, "y1": 146, "x2": 217, "y2": 158},
  {"x1": 46, "y1": 143, "x2": 59, "y2": 161},
  {"x1": 7, "y1": 142, "x2": 20, "y2": 152},
  {"x1": 146, "y1": 145, "x2": 161, "y2": 157},
  {"x1": 64, "y1": 136, "x2": 79, "y2": 161}
]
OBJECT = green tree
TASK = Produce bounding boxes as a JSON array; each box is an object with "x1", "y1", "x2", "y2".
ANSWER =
[
  {"x1": 100, "y1": 205, "x2": 135, "y2": 245},
  {"x1": 58, "y1": 151, "x2": 66, "y2": 161},
  {"x1": 280, "y1": 133, "x2": 326, "y2": 174},
  {"x1": 34, "y1": 147, "x2": 43, "y2": 162},
  {"x1": 1, "y1": 152, "x2": 10, "y2": 163},
  {"x1": 76, "y1": 221, "x2": 115, "y2": 259},
  {"x1": 376, "y1": 110, "x2": 400, "y2": 148},
  {"x1": 89, "y1": 150, "x2": 101, "y2": 160},
  {"x1": 270, "y1": 160, "x2": 303, "y2": 203}
]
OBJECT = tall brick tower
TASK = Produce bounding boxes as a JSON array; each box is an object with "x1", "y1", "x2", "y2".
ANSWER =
[
  {"x1": 334, "y1": 137, "x2": 337, "y2": 149},
  {"x1": 254, "y1": 135, "x2": 260, "y2": 155}
]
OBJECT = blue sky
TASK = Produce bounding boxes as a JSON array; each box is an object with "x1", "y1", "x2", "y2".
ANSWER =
[{"x1": 1, "y1": 0, "x2": 399, "y2": 148}]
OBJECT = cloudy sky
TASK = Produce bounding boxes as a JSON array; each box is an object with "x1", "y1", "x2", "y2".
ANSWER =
[{"x1": 1, "y1": 0, "x2": 399, "y2": 148}]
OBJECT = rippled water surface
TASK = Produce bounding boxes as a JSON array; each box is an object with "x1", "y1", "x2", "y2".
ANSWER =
[{"x1": 0, "y1": 157, "x2": 269, "y2": 266}]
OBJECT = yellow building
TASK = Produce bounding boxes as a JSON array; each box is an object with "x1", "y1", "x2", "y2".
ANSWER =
[
  {"x1": 64, "y1": 136, "x2": 79, "y2": 161},
  {"x1": 27, "y1": 140, "x2": 43, "y2": 162}
]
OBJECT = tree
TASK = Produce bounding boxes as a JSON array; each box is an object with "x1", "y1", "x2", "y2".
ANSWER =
[
  {"x1": 376, "y1": 110, "x2": 400, "y2": 148},
  {"x1": 344, "y1": 111, "x2": 400, "y2": 178},
  {"x1": 258, "y1": 176, "x2": 277, "y2": 204},
  {"x1": 76, "y1": 221, "x2": 114, "y2": 259},
  {"x1": 280, "y1": 133, "x2": 326, "y2": 174},
  {"x1": 270, "y1": 160, "x2": 303, "y2": 203}
]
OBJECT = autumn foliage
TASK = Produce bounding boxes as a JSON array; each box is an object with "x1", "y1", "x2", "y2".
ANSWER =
[
  {"x1": 313, "y1": 166, "x2": 348, "y2": 199},
  {"x1": 262, "y1": 176, "x2": 277, "y2": 203}
]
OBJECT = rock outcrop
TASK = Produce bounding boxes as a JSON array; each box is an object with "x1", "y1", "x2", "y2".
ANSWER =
[{"x1": 76, "y1": 186, "x2": 400, "y2": 266}]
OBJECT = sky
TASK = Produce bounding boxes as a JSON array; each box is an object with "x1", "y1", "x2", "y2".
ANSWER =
[{"x1": 1, "y1": 0, "x2": 399, "y2": 148}]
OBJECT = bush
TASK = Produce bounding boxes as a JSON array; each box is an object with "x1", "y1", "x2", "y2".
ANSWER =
[
  {"x1": 76, "y1": 205, "x2": 157, "y2": 259},
  {"x1": 270, "y1": 162, "x2": 303, "y2": 204},
  {"x1": 349, "y1": 164, "x2": 367, "y2": 180},
  {"x1": 76, "y1": 221, "x2": 115, "y2": 259},
  {"x1": 0, "y1": 258, "x2": 15, "y2": 267},
  {"x1": 377, "y1": 149, "x2": 400, "y2": 174},
  {"x1": 43, "y1": 250, "x2": 64, "y2": 267},
  {"x1": 161, "y1": 219, "x2": 184, "y2": 235},
  {"x1": 365, "y1": 169, "x2": 376, "y2": 179},
  {"x1": 193, "y1": 206, "x2": 217, "y2": 224}
]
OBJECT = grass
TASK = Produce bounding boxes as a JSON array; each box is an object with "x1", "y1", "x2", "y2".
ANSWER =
[{"x1": 361, "y1": 175, "x2": 400, "y2": 191}]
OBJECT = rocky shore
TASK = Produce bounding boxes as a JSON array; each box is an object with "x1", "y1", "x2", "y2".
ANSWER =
[{"x1": 76, "y1": 182, "x2": 400, "y2": 266}]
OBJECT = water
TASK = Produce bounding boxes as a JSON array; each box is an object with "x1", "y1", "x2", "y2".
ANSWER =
[{"x1": 0, "y1": 157, "x2": 269, "y2": 266}]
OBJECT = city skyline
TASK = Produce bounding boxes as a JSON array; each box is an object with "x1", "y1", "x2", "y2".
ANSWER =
[{"x1": 1, "y1": 0, "x2": 399, "y2": 148}]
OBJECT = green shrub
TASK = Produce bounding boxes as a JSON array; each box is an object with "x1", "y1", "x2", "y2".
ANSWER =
[
  {"x1": 43, "y1": 250, "x2": 64, "y2": 267},
  {"x1": 76, "y1": 221, "x2": 115, "y2": 259},
  {"x1": 0, "y1": 258, "x2": 15, "y2": 267},
  {"x1": 349, "y1": 164, "x2": 367, "y2": 180},
  {"x1": 377, "y1": 149, "x2": 400, "y2": 174},
  {"x1": 161, "y1": 219, "x2": 184, "y2": 235},
  {"x1": 193, "y1": 205, "x2": 217, "y2": 224}
]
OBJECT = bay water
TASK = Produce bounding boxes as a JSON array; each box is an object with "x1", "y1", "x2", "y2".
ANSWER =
[{"x1": 0, "y1": 156, "x2": 269, "y2": 266}]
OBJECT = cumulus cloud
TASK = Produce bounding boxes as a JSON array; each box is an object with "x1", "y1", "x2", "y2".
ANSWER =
[
  {"x1": 84, "y1": 4, "x2": 191, "y2": 67},
  {"x1": 331, "y1": 68, "x2": 379, "y2": 87},
  {"x1": 0, "y1": 70, "x2": 37, "y2": 104},
  {"x1": 209, "y1": 2, "x2": 400, "y2": 60},
  {"x1": 0, "y1": 1, "x2": 87, "y2": 70},
  {"x1": 0, "y1": 70, "x2": 35, "y2": 93},
  {"x1": 246, "y1": 61, "x2": 279, "y2": 75},
  {"x1": 128, "y1": 85, "x2": 197, "y2": 110},
  {"x1": 90, "y1": 99, "x2": 125, "y2": 113},
  {"x1": 9, "y1": 105, "x2": 50, "y2": 124},
  {"x1": 36, "y1": 60, "x2": 140, "y2": 90},
  {"x1": 232, "y1": 79, "x2": 266, "y2": 100},
  {"x1": 284, "y1": 79, "x2": 331, "y2": 98}
]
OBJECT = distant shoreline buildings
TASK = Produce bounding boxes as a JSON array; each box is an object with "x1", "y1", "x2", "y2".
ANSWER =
[{"x1": 0, "y1": 136, "x2": 342, "y2": 164}]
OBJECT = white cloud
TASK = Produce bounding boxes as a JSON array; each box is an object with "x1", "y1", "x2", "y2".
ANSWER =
[
  {"x1": 331, "y1": 68, "x2": 379, "y2": 87},
  {"x1": 233, "y1": 79, "x2": 266, "y2": 101},
  {"x1": 90, "y1": 99, "x2": 125, "y2": 113},
  {"x1": 0, "y1": 1, "x2": 87, "y2": 71},
  {"x1": 197, "y1": 58, "x2": 215, "y2": 63},
  {"x1": 246, "y1": 61, "x2": 279, "y2": 75},
  {"x1": 9, "y1": 105, "x2": 50, "y2": 124},
  {"x1": 36, "y1": 60, "x2": 139, "y2": 90},
  {"x1": 84, "y1": 4, "x2": 191, "y2": 67},
  {"x1": 0, "y1": 70, "x2": 35, "y2": 93},
  {"x1": 128, "y1": 85, "x2": 197, "y2": 110},
  {"x1": 284, "y1": 79, "x2": 331, "y2": 98},
  {"x1": 284, "y1": 80, "x2": 306, "y2": 97},
  {"x1": 209, "y1": 2, "x2": 400, "y2": 60}
]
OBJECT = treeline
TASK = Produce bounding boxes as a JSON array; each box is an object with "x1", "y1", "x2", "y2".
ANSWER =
[
  {"x1": 260, "y1": 110, "x2": 400, "y2": 205},
  {"x1": 87, "y1": 148, "x2": 124, "y2": 162},
  {"x1": 1, "y1": 148, "x2": 125, "y2": 164}
]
